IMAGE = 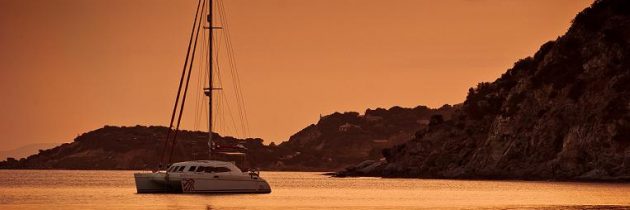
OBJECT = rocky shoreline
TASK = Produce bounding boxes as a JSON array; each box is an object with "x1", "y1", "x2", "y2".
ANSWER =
[{"x1": 333, "y1": 159, "x2": 630, "y2": 182}]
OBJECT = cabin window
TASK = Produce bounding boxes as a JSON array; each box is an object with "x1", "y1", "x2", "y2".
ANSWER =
[
  {"x1": 214, "y1": 167, "x2": 231, "y2": 173},
  {"x1": 196, "y1": 166, "x2": 206, "y2": 172},
  {"x1": 199, "y1": 166, "x2": 231, "y2": 173},
  {"x1": 204, "y1": 167, "x2": 215, "y2": 173},
  {"x1": 189, "y1": 166, "x2": 197, "y2": 172},
  {"x1": 167, "y1": 166, "x2": 175, "y2": 172},
  {"x1": 178, "y1": 166, "x2": 185, "y2": 172}
]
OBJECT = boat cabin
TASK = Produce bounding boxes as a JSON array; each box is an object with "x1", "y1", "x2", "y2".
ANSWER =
[{"x1": 165, "y1": 160, "x2": 243, "y2": 175}]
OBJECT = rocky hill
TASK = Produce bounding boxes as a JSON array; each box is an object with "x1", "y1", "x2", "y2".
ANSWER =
[
  {"x1": 337, "y1": 0, "x2": 630, "y2": 181},
  {"x1": 0, "y1": 125, "x2": 271, "y2": 170},
  {"x1": 271, "y1": 105, "x2": 455, "y2": 170},
  {"x1": 0, "y1": 105, "x2": 454, "y2": 171}
]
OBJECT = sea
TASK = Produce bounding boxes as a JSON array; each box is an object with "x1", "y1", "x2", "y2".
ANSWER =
[{"x1": 1, "y1": 170, "x2": 629, "y2": 210}]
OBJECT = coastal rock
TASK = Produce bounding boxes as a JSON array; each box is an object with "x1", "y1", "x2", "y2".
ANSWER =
[
  {"x1": 335, "y1": 159, "x2": 387, "y2": 177},
  {"x1": 340, "y1": 0, "x2": 630, "y2": 181}
]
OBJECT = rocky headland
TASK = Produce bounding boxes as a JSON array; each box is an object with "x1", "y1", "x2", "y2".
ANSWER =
[{"x1": 337, "y1": 0, "x2": 630, "y2": 181}]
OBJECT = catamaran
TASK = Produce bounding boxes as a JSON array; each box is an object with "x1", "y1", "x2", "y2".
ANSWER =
[{"x1": 134, "y1": 0, "x2": 271, "y2": 193}]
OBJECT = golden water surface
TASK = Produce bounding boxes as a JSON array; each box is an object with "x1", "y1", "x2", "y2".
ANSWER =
[{"x1": 1, "y1": 170, "x2": 629, "y2": 209}]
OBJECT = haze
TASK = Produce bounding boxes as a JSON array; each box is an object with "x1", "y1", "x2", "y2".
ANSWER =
[{"x1": 0, "y1": 0, "x2": 592, "y2": 150}]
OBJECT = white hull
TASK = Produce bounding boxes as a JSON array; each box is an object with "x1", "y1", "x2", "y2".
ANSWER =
[
  {"x1": 134, "y1": 160, "x2": 271, "y2": 193},
  {"x1": 135, "y1": 172, "x2": 271, "y2": 193}
]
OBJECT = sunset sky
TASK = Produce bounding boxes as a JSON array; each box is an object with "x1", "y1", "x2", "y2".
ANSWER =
[{"x1": 0, "y1": 0, "x2": 592, "y2": 150}]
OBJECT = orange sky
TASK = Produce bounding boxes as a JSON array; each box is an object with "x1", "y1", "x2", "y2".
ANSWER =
[{"x1": 0, "y1": 0, "x2": 593, "y2": 150}]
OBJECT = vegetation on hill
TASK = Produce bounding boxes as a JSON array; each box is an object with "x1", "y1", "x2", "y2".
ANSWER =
[
  {"x1": 337, "y1": 0, "x2": 630, "y2": 181},
  {"x1": 0, "y1": 106, "x2": 454, "y2": 171}
]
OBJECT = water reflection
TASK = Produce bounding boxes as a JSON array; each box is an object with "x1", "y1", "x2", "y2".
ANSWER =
[{"x1": 1, "y1": 170, "x2": 629, "y2": 210}]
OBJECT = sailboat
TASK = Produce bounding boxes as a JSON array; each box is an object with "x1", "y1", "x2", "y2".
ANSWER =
[{"x1": 134, "y1": 0, "x2": 271, "y2": 194}]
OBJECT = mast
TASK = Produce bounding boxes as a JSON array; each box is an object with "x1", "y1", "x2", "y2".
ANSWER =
[{"x1": 205, "y1": 0, "x2": 213, "y2": 159}]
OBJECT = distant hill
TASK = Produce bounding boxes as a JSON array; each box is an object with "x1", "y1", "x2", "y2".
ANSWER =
[
  {"x1": 337, "y1": 0, "x2": 630, "y2": 181},
  {"x1": 0, "y1": 105, "x2": 454, "y2": 171},
  {"x1": 0, "y1": 143, "x2": 62, "y2": 160},
  {"x1": 272, "y1": 105, "x2": 456, "y2": 170},
  {"x1": 0, "y1": 125, "x2": 271, "y2": 170}
]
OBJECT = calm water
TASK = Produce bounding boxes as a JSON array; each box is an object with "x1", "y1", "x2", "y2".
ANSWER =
[{"x1": 1, "y1": 170, "x2": 629, "y2": 210}]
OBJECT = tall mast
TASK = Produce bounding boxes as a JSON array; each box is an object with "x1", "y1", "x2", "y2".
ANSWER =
[{"x1": 205, "y1": 0, "x2": 213, "y2": 159}]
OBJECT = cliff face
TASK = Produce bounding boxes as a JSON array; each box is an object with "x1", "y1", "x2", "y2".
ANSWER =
[
  {"x1": 0, "y1": 106, "x2": 454, "y2": 171},
  {"x1": 340, "y1": 0, "x2": 630, "y2": 180}
]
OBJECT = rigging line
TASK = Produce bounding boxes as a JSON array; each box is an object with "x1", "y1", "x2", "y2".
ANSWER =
[
  {"x1": 214, "y1": 92, "x2": 223, "y2": 134},
  {"x1": 213, "y1": 31, "x2": 227, "y2": 136},
  {"x1": 220, "y1": 93, "x2": 231, "y2": 137},
  {"x1": 157, "y1": 0, "x2": 202, "y2": 170},
  {"x1": 215, "y1": 1, "x2": 242, "y2": 137},
  {"x1": 213, "y1": 31, "x2": 243, "y2": 138},
  {"x1": 217, "y1": 95, "x2": 224, "y2": 135},
  {"x1": 214, "y1": 89, "x2": 221, "y2": 133},
  {"x1": 200, "y1": 79, "x2": 209, "y2": 137},
  {"x1": 167, "y1": 0, "x2": 207, "y2": 164},
  {"x1": 218, "y1": 2, "x2": 246, "y2": 135},
  {"x1": 215, "y1": 33, "x2": 239, "y2": 138},
  {"x1": 221, "y1": 88, "x2": 240, "y2": 137},
  {"x1": 219, "y1": 51, "x2": 245, "y2": 137},
  {"x1": 213, "y1": 31, "x2": 239, "y2": 137},
  {"x1": 217, "y1": 67, "x2": 232, "y2": 136},
  {"x1": 193, "y1": 28, "x2": 208, "y2": 130},
  {"x1": 217, "y1": 92, "x2": 226, "y2": 135},
  {"x1": 218, "y1": 0, "x2": 250, "y2": 137},
  {"x1": 192, "y1": 49, "x2": 201, "y2": 130},
  {"x1": 212, "y1": 27, "x2": 222, "y2": 128},
  {"x1": 219, "y1": 0, "x2": 249, "y2": 133},
  {"x1": 214, "y1": 28, "x2": 240, "y2": 138},
  {"x1": 201, "y1": 46, "x2": 209, "y2": 134},
  {"x1": 221, "y1": 85, "x2": 242, "y2": 137},
  {"x1": 192, "y1": 29, "x2": 203, "y2": 130},
  {"x1": 213, "y1": 1, "x2": 226, "y2": 136},
  {"x1": 199, "y1": 28, "x2": 210, "y2": 138},
  {"x1": 215, "y1": 0, "x2": 245, "y2": 138},
  {"x1": 200, "y1": 29, "x2": 211, "y2": 131},
  {"x1": 201, "y1": 77, "x2": 209, "y2": 133}
]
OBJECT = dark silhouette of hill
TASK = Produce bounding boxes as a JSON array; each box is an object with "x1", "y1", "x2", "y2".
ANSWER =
[
  {"x1": 0, "y1": 105, "x2": 454, "y2": 171},
  {"x1": 0, "y1": 126, "x2": 270, "y2": 169},
  {"x1": 0, "y1": 143, "x2": 61, "y2": 160},
  {"x1": 337, "y1": 0, "x2": 630, "y2": 181},
  {"x1": 270, "y1": 105, "x2": 455, "y2": 170}
]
